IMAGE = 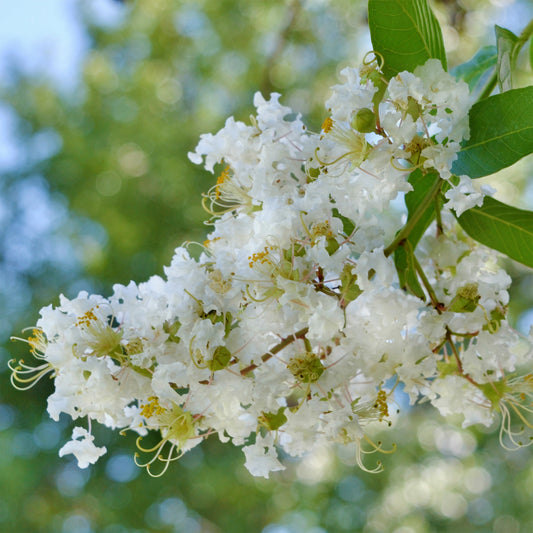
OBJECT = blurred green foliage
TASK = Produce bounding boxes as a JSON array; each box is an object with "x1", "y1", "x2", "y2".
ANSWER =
[
  {"x1": 1, "y1": 0, "x2": 533, "y2": 531},
  {"x1": 4, "y1": 0, "x2": 372, "y2": 291}
]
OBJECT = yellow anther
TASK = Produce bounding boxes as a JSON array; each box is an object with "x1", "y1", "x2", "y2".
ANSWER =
[
  {"x1": 215, "y1": 166, "x2": 230, "y2": 199},
  {"x1": 140, "y1": 396, "x2": 165, "y2": 419},
  {"x1": 321, "y1": 117, "x2": 333, "y2": 133},
  {"x1": 247, "y1": 246, "x2": 273, "y2": 268},
  {"x1": 311, "y1": 221, "x2": 333, "y2": 240},
  {"x1": 23, "y1": 328, "x2": 48, "y2": 358},
  {"x1": 374, "y1": 390, "x2": 389, "y2": 421},
  {"x1": 75, "y1": 309, "x2": 98, "y2": 327}
]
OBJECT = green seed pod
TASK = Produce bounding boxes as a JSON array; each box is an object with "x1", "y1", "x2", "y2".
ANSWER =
[
  {"x1": 288, "y1": 353, "x2": 325, "y2": 383},
  {"x1": 352, "y1": 108, "x2": 376, "y2": 133}
]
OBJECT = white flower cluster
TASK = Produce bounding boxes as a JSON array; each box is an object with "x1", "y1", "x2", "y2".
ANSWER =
[{"x1": 10, "y1": 58, "x2": 533, "y2": 477}]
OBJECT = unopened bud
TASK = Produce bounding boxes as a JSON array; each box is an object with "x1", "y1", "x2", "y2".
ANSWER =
[{"x1": 352, "y1": 108, "x2": 376, "y2": 133}]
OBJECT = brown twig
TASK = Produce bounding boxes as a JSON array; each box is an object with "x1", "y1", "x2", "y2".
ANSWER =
[{"x1": 240, "y1": 327, "x2": 309, "y2": 376}]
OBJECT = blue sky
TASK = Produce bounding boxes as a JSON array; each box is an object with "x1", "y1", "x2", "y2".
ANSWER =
[
  {"x1": 0, "y1": 0, "x2": 126, "y2": 87},
  {"x1": 0, "y1": 0, "x2": 87, "y2": 170},
  {"x1": 0, "y1": 0, "x2": 125, "y2": 170},
  {"x1": 0, "y1": 0, "x2": 87, "y2": 88}
]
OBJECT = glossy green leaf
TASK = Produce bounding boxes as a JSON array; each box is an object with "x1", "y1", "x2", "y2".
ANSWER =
[
  {"x1": 368, "y1": 0, "x2": 447, "y2": 79},
  {"x1": 451, "y1": 46, "x2": 497, "y2": 95},
  {"x1": 458, "y1": 197, "x2": 533, "y2": 267},
  {"x1": 495, "y1": 25, "x2": 519, "y2": 92},
  {"x1": 452, "y1": 86, "x2": 533, "y2": 178}
]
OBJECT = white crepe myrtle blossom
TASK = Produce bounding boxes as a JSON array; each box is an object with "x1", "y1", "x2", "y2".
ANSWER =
[
  {"x1": 10, "y1": 55, "x2": 532, "y2": 478},
  {"x1": 59, "y1": 427, "x2": 107, "y2": 468}
]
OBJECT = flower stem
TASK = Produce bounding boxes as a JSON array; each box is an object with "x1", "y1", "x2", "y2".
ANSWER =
[
  {"x1": 445, "y1": 328, "x2": 478, "y2": 387},
  {"x1": 412, "y1": 252, "x2": 442, "y2": 311},
  {"x1": 517, "y1": 17, "x2": 533, "y2": 50}
]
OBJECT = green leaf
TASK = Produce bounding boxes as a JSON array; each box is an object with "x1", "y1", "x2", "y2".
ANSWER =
[
  {"x1": 393, "y1": 169, "x2": 441, "y2": 297},
  {"x1": 340, "y1": 263, "x2": 362, "y2": 303},
  {"x1": 451, "y1": 46, "x2": 497, "y2": 94},
  {"x1": 258, "y1": 408, "x2": 287, "y2": 431},
  {"x1": 457, "y1": 197, "x2": 533, "y2": 268},
  {"x1": 368, "y1": 0, "x2": 447, "y2": 79},
  {"x1": 495, "y1": 25, "x2": 519, "y2": 92},
  {"x1": 394, "y1": 243, "x2": 425, "y2": 298},
  {"x1": 326, "y1": 237, "x2": 340, "y2": 256},
  {"x1": 332, "y1": 208, "x2": 356, "y2": 237},
  {"x1": 452, "y1": 86, "x2": 533, "y2": 178},
  {"x1": 404, "y1": 169, "x2": 441, "y2": 247},
  {"x1": 131, "y1": 365, "x2": 153, "y2": 379}
]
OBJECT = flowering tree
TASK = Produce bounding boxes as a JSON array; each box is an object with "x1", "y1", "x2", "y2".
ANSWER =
[{"x1": 10, "y1": 0, "x2": 533, "y2": 480}]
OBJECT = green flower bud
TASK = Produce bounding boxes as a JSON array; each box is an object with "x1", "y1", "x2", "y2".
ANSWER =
[{"x1": 352, "y1": 108, "x2": 376, "y2": 133}]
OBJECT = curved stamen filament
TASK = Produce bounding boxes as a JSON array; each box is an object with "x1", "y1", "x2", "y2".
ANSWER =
[
  {"x1": 389, "y1": 156, "x2": 424, "y2": 173},
  {"x1": 11, "y1": 329, "x2": 48, "y2": 358},
  {"x1": 498, "y1": 401, "x2": 533, "y2": 450},
  {"x1": 363, "y1": 435, "x2": 397, "y2": 455},
  {"x1": 135, "y1": 434, "x2": 168, "y2": 455},
  {"x1": 201, "y1": 174, "x2": 255, "y2": 218},
  {"x1": 134, "y1": 436, "x2": 183, "y2": 477},
  {"x1": 245, "y1": 285, "x2": 273, "y2": 303},
  {"x1": 188, "y1": 336, "x2": 208, "y2": 370},
  {"x1": 8, "y1": 359, "x2": 54, "y2": 390},
  {"x1": 353, "y1": 435, "x2": 396, "y2": 474},
  {"x1": 315, "y1": 147, "x2": 362, "y2": 168}
]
